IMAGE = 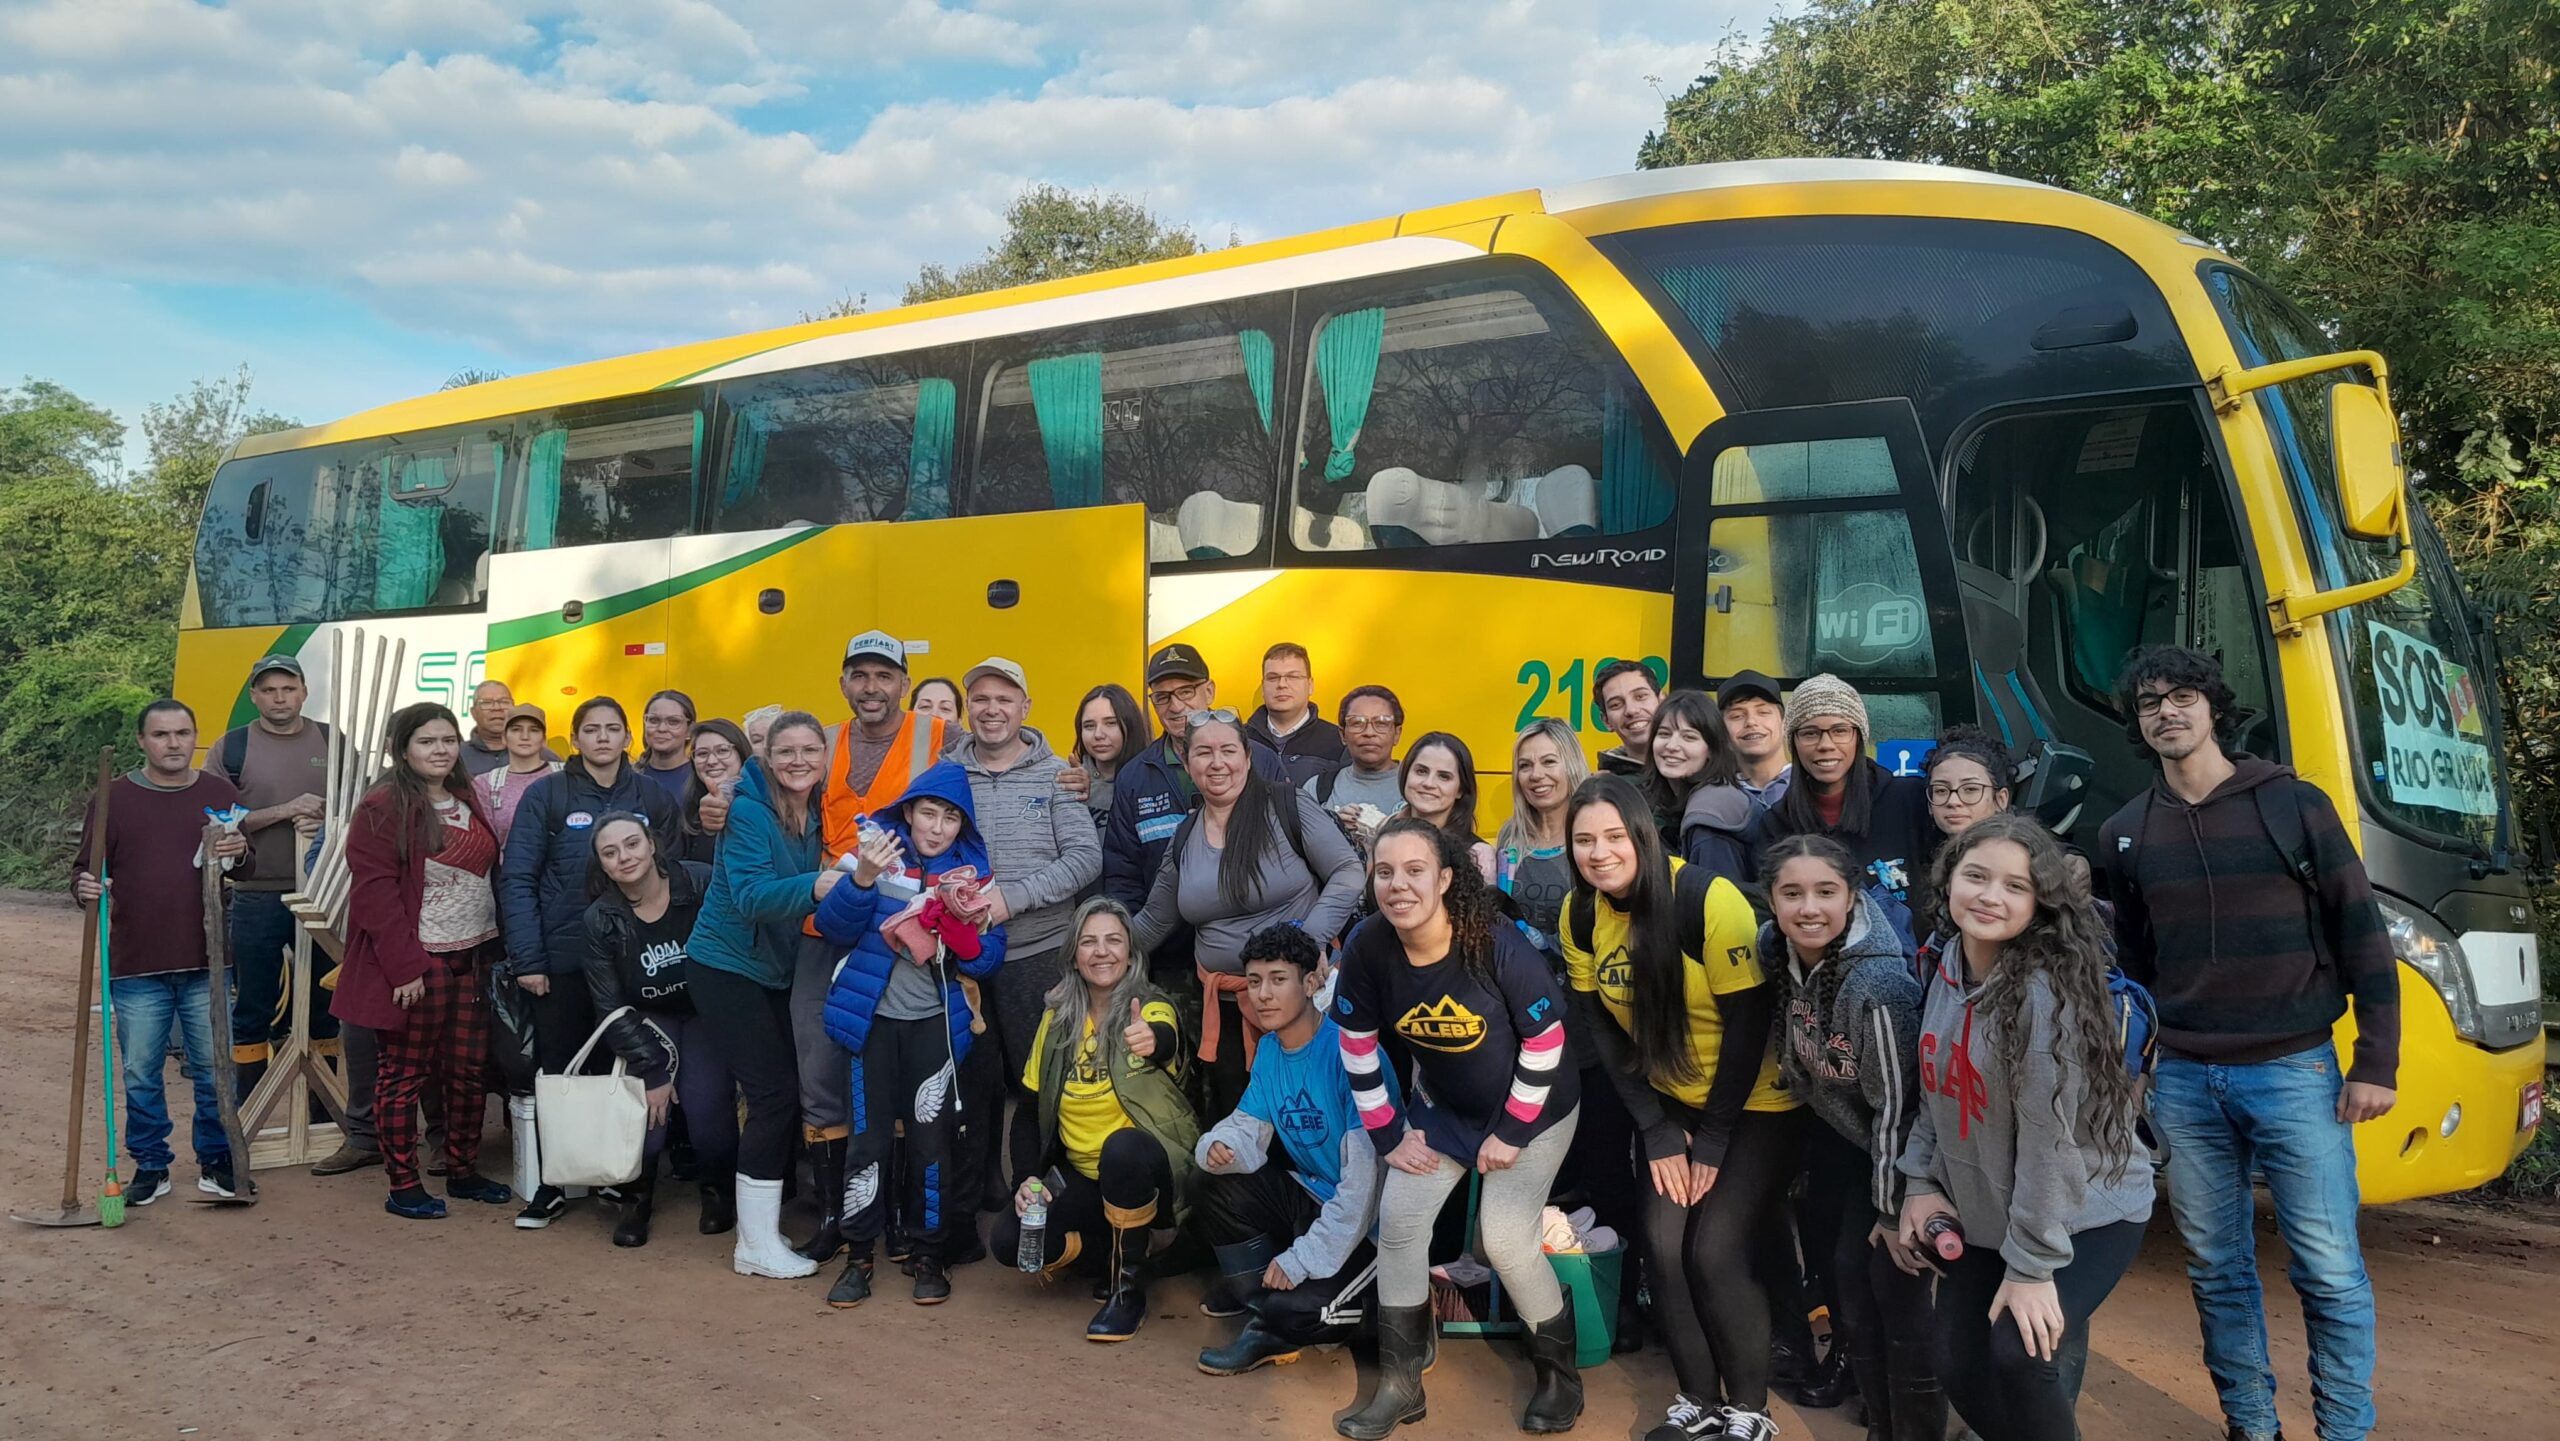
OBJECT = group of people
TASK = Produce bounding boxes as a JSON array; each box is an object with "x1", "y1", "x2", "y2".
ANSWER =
[{"x1": 77, "y1": 634, "x2": 2401, "y2": 1441}]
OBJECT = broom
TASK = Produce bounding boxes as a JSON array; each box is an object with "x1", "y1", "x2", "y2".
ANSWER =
[{"x1": 96, "y1": 862, "x2": 125, "y2": 1228}]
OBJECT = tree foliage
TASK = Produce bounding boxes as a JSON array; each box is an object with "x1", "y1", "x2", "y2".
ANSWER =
[
  {"x1": 903, "y1": 184, "x2": 1207, "y2": 306},
  {"x1": 1645, "y1": 0, "x2": 2560, "y2": 874}
]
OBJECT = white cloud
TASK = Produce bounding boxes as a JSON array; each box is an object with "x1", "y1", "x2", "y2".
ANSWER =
[{"x1": 0, "y1": 0, "x2": 1747, "y2": 419}]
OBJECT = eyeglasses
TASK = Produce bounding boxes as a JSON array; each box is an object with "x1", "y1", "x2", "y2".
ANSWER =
[
  {"x1": 1185, "y1": 708, "x2": 1240, "y2": 728},
  {"x1": 2133, "y1": 686, "x2": 2204, "y2": 717},
  {"x1": 1342, "y1": 716, "x2": 1400, "y2": 733},
  {"x1": 1793, "y1": 724, "x2": 1861, "y2": 748},
  {"x1": 1149, "y1": 679, "x2": 1210, "y2": 711},
  {"x1": 1928, "y1": 780, "x2": 1994, "y2": 806}
]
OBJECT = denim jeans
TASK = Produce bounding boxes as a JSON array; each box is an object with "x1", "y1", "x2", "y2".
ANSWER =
[
  {"x1": 112, "y1": 972, "x2": 228, "y2": 1170},
  {"x1": 2152, "y1": 1049, "x2": 2378, "y2": 1441}
]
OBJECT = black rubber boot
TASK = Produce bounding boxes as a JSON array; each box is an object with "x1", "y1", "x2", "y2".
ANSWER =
[
  {"x1": 827, "y1": 1250, "x2": 875, "y2": 1309},
  {"x1": 611, "y1": 1171, "x2": 656, "y2": 1248},
  {"x1": 794, "y1": 1137, "x2": 848, "y2": 1262},
  {"x1": 1199, "y1": 1314, "x2": 1308, "y2": 1375},
  {"x1": 1792, "y1": 1339, "x2": 1857, "y2": 1409},
  {"x1": 1086, "y1": 1209, "x2": 1154, "y2": 1342},
  {"x1": 1336, "y1": 1303, "x2": 1431, "y2": 1440},
  {"x1": 1519, "y1": 1306, "x2": 1584, "y2": 1434},
  {"x1": 1204, "y1": 1235, "x2": 1276, "y2": 1318},
  {"x1": 697, "y1": 1175, "x2": 735, "y2": 1235},
  {"x1": 1886, "y1": 1337, "x2": 1948, "y2": 1441}
]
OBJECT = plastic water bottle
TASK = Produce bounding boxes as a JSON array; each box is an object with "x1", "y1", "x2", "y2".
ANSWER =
[{"x1": 1017, "y1": 1181, "x2": 1049, "y2": 1273}]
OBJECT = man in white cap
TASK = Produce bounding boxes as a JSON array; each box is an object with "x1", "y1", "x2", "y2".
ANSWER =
[{"x1": 947, "y1": 656, "x2": 1101, "y2": 1214}]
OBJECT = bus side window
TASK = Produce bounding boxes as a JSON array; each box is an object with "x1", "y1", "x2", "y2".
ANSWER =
[
  {"x1": 324, "y1": 434, "x2": 501, "y2": 614},
  {"x1": 710, "y1": 349, "x2": 968, "y2": 532},
  {"x1": 1288, "y1": 272, "x2": 1673, "y2": 554},
  {"x1": 968, "y1": 302, "x2": 1282, "y2": 561},
  {"x1": 503, "y1": 398, "x2": 703, "y2": 552},
  {"x1": 197, "y1": 453, "x2": 322, "y2": 627}
]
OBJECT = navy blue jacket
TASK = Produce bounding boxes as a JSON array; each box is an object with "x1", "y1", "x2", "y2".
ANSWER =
[
  {"x1": 814, "y1": 761, "x2": 1007, "y2": 1064},
  {"x1": 499, "y1": 758, "x2": 681, "y2": 977},
  {"x1": 1100, "y1": 732, "x2": 1288, "y2": 910}
]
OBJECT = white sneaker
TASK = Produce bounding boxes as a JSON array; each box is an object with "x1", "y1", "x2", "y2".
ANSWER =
[
  {"x1": 730, "y1": 1175, "x2": 818, "y2": 1279},
  {"x1": 1715, "y1": 1408, "x2": 1777, "y2": 1441}
]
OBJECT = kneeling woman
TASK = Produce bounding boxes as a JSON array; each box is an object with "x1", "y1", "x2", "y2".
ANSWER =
[
  {"x1": 582, "y1": 813, "x2": 738, "y2": 1246},
  {"x1": 1764, "y1": 834, "x2": 1940, "y2": 1441},
  {"x1": 993, "y1": 898, "x2": 1197, "y2": 1342},
  {"x1": 1561, "y1": 775, "x2": 1798, "y2": 1441},
  {"x1": 1336, "y1": 818, "x2": 1581, "y2": 1440},
  {"x1": 1896, "y1": 814, "x2": 2150, "y2": 1441}
]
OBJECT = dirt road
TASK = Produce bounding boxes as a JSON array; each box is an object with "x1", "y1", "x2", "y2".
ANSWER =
[{"x1": 1, "y1": 891, "x2": 2552, "y2": 1440}]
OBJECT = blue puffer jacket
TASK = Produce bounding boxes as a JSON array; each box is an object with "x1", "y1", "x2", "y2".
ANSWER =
[
  {"x1": 814, "y1": 760, "x2": 1008, "y2": 1062},
  {"x1": 499, "y1": 757, "x2": 681, "y2": 977},
  {"x1": 687, "y1": 758, "x2": 825, "y2": 991}
]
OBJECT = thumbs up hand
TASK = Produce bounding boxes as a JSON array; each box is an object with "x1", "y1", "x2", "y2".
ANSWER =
[{"x1": 1121, "y1": 997, "x2": 1157, "y2": 1059}]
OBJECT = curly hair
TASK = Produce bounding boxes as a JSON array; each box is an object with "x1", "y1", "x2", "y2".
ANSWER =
[
  {"x1": 1369, "y1": 816, "x2": 1501, "y2": 990},
  {"x1": 1239, "y1": 921, "x2": 1322, "y2": 976},
  {"x1": 2114, "y1": 644, "x2": 2240, "y2": 750},
  {"x1": 1930, "y1": 812, "x2": 2143, "y2": 1180},
  {"x1": 1924, "y1": 724, "x2": 2017, "y2": 792}
]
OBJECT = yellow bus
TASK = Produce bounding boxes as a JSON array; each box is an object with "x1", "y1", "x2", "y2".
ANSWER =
[{"x1": 174, "y1": 159, "x2": 2541, "y2": 1202}]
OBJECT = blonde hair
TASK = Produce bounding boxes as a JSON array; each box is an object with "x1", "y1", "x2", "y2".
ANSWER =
[{"x1": 1495, "y1": 717, "x2": 1591, "y2": 862}]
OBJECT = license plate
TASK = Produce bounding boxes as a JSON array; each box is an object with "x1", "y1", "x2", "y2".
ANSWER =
[{"x1": 2522, "y1": 1081, "x2": 2545, "y2": 1133}]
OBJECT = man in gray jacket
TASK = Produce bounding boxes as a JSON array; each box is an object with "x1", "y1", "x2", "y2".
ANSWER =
[{"x1": 950, "y1": 656, "x2": 1103, "y2": 1212}]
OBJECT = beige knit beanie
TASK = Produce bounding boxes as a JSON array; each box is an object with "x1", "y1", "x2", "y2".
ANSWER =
[{"x1": 1784, "y1": 672, "x2": 1870, "y2": 739}]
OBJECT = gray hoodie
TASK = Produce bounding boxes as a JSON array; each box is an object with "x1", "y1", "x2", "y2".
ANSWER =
[
  {"x1": 949, "y1": 726, "x2": 1102, "y2": 960},
  {"x1": 1896, "y1": 960, "x2": 2151, "y2": 1282}
]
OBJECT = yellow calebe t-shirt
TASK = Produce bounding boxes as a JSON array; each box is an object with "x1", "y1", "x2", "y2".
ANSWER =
[
  {"x1": 1025, "y1": 1001, "x2": 1180, "y2": 1181},
  {"x1": 1563, "y1": 857, "x2": 1794, "y2": 1113}
]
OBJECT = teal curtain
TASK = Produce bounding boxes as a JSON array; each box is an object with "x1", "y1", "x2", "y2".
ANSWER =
[
  {"x1": 1601, "y1": 384, "x2": 1673, "y2": 532},
  {"x1": 908, "y1": 378, "x2": 956, "y2": 519},
  {"x1": 1028, "y1": 352, "x2": 1104, "y2": 508},
  {"x1": 1238, "y1": 329, "x2": 1275, "y2": 434},
  {"x1": 1315, "y1": 307, "x2": 1384, "y2": 481},
  {"x1": 374, "y1": 459, "x2": 446, "y2": 610},
  {"x1": 725, "y1": 404, "x2": 770, "y2": 507},
  {"x1": 524, "y1": 427, "x2": 566, "y2": 550}
]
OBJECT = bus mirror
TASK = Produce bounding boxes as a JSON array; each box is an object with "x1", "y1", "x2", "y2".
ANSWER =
[{"x1": 2330, "y1": 382, "x2": 2405, "y2": 542}]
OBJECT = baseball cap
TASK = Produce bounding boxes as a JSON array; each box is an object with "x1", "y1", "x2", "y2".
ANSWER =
[
  {"x1": 963, "y1": 656, "x2": 1028, "y2": 693},
  {"x1": 1144, "y1": 643, "x2": 1210, "y2": 686},
  {"x1": 1716, "y1": 669, "x2": 1783, "y2": 710},
  {"x1": 841, "y1": 630, "x2": 908, "y2": 670},
  {"x1": 249, "y1": 654, "x2": 305, "y2": 684},
  {"x1": 503, "y1": 703, "x2": 548, "y2": 729}
]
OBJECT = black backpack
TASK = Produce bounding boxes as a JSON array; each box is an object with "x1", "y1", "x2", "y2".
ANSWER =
[
  {"x1": 2118, "y1": 779, "x2": 2327, "y2": 968},
  {"x1": 1566, "y1": 862, "x2": 1719, "y2": 964}
]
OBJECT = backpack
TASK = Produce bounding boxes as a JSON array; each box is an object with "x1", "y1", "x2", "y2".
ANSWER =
[
  {"x1": 2118, "y1": 779, "x2": 2327, "y2": 970},
  {"x1": 1163, "y1": 785, "x2": 1313, "y2": 888},
  {"x1": 218, "y1": 720, "x2": 334, "y2": 788},
  {"x1": 1917, "y1": 931, "x2": 2160, "y2": 1079},
  {"x1": 1566, "y1": 862, "x2": 1716, "y2": 964}
]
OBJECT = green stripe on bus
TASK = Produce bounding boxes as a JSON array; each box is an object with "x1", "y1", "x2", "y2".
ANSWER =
[
  {"x1": 225, "y1": 622, "x2": 319, "y2": 730},
  {"x1": 485, "y1": 527, "x2": 828, "y2": 652}
]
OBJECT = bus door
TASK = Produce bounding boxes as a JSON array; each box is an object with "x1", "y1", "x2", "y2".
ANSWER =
[{"x1": 1670, "y1": 398, "x2": 1971, "y2": 772}]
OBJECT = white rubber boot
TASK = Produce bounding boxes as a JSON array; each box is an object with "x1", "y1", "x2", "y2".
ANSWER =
[{"x1": 732, "y1": 1175, "x2": 818, "y2": 1279}]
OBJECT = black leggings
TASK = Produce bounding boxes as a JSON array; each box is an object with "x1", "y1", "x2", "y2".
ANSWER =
[
  {"x1": 684, "y1": 965, "x2": 799, "y2": 1181},
  {"x1": 990, "y1": 1127, "x2": 1172, "y2": 1276},
  {"x1": 1640, "y1": 1106, "x2": 1803, "y2": 1410},
  {"x1": 1931, "y1": 1217, "x2": 2145, "y2": 1441},
  {"x1": 1805, "y1": 1123, "x2": 1938, "y2": 1423}
]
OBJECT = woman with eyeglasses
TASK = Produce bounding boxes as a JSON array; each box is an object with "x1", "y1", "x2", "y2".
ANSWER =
[
  {"x1": 1923, "y1": 726, "x2": 2015, "y2": 841},
  {"x1": 1741, "y1": 674, "x2": 1933, "y2": 959},
  {"x1": 677, "y1": 718, "x2": 752, "y2": 866},
  {"x1": 1132, "y1": 711, "x2": 1364, "y2": 1118},
  {"x1": 1396, "y1": 730, "x2": 1496, "y2": 883}
]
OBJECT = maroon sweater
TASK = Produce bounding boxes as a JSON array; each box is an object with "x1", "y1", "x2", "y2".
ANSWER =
[
  {"x1": 71, "y1": 770, "x2": 244, "y2": 977},
  {"x1": 2097, "y1": 757, "x2": 2399, "y2": 1087}
]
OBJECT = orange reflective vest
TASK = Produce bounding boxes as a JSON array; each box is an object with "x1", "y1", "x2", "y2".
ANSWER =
[{"x1": 820, "y1": 711, "x2": 948, "y2": 863}]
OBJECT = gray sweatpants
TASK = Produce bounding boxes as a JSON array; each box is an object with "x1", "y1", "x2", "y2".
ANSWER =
[
  {"x1": 791, "y1": 934, "x2": 849, "y2": 1137},
  {"x1": 1375, "y1": 1106, "x2": 1580, "y2": 1317}
]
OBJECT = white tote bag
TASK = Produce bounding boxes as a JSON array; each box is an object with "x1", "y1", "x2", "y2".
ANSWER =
[{"x1": 534, "y1": 1006, "x2": 649, "y2": 1187}]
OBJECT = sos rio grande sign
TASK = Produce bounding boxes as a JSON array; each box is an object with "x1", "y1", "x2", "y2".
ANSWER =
[{"x1": 2366, "y1": 620, "x2": 2496, "y2": 817}]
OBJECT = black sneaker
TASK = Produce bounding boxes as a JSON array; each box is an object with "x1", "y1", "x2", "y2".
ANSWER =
[
  {"x1": 513, "y1": 1184, "x2": 567, "y2": 1229},
  {"x1": 127, "y1": 1168, "x2": 171, "y2": 1207},
  {"x1": 197, "y1": 1164, "x2": 237, "y2": 1198},
  {"x1": 912, "y1": 1255, "x2": 951, "y2": 1305},
  {"x1": 1641, "y1": 1394, "x2": 1721, "y2": 1441},
  {"x1": 1714, "y1": 1407, "x2": 1775, "y2": 1441}
]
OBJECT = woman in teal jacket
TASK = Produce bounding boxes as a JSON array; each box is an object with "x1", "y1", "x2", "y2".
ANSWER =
[{"x1": 687, "y1": 709, "x2": 844, "y2": 1279}]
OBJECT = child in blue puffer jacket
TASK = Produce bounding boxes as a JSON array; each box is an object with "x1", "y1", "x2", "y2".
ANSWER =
[{"x1": 813, "y1": 760, "x2": 1007, "y2": 1307}]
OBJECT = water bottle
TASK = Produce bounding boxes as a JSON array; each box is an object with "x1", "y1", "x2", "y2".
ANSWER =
[
  {"x1": 1924, "y1": 1212, "x2": 1965, "y2": 1261},
  {"x1": 1016, "y1": 1181, "x2": 1049, "y2": 1273}
]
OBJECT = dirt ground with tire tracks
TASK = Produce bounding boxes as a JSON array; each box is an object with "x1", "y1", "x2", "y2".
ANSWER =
[{"x1": 1, "y1": 889, "x2": 2552, "y2": 1440}]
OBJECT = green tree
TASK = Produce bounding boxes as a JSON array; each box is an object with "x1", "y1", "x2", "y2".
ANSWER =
[
  {"x1": 903, "y1": 184, "x2": 1207, "y2": 305},
  {"x1": 1644, "y1": 0, "x2": 2560, "y2": 875}
]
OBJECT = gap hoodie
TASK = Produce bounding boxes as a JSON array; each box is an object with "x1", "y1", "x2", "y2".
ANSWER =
[
  {"x1": 947, "y1": 726, "x2": 1099, "y2": 960},
  {"x1": 2096, "y1": 756, "x2": 2399, "y2": 1086},
  {"x1": 813, "y1": 760, "x2": 1007, "y2": 1064},
  {"x1": 1769, "y1": 890, "x2": 1922, "y2": 1219}
]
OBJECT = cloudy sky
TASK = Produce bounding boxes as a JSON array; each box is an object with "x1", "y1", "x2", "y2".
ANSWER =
[{"x1": 0, "y1": 0, "x2": 1762, "y2": 454}]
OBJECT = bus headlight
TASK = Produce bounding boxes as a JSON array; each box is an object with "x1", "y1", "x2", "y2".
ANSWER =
[{"x1": 2377, "y1": 897, "x2": 2484, "y2": 1044}]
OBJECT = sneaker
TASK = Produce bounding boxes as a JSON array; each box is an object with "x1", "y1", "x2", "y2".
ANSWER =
[
  {"x1": 446, "y1": 1172, "x2": 514, "y2": 1206},
  {"x1": 127, "y1": 1169, "x2": 171, "y2": 1207},
  {"x1": 1642, "y1": 1394, "x2": 1722, "y2": 1441},
  {"x1": 198, "y1": 1164, "x2": 237, "y2": 1198},
  {"x1": 385, "y1": 1187, "x2": 448, "y2": 1221},
  {"x1": 911, "y1": 1255, "x2": 951, "y2": 1305},
  {"x1": 514, "y1": 1184, "x2": 567, "y2": 1229},
  {"x1": 1714, "y1": 1407, "x2": 1776, "y2": 1441},
  {"x1": 310, "y1": 1143, "x2": 382, "y2": 1177}
]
